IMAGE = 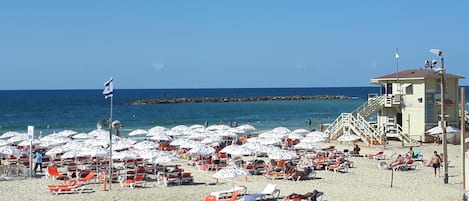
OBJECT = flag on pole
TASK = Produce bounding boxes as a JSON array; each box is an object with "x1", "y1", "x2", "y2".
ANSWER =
[
  {"x1": 395, "y1": 51, "x2": 400, "y2": 59},
  {"x1": 103, "y1": 77, "x2": 113, "y2": 99}
]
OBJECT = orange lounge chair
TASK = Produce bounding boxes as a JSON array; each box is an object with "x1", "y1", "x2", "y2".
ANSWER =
[
  {"x1": 365, "y1": 151, "x2": 385, "y2": 160},
  {"x1": 218, "y1": 190, "x2": 240, "y2": 201},
  {"x1": 326, "y1": 162, "x2": 349, "y2": 173},
  {"x1": 47, "y1": 166, "x2": 67, "y2": 181},
  {"x1": 264, "y1": 172, "x2": 286, "y2": 180},
  {"x1": 66, "y1": 171, "x2": 95, "y2": 185},
  {"x1": 120, "y1": 175, "x2": 146, "y2": 189},
  {"x1": 47, "y1": 184, "x2": 85, "y2": 195}
]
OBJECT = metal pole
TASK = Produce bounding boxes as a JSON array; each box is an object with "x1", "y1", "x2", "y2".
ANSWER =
[
  {"x1": 108, "y1": 96, "x2": 113, "y2": 190},
  {"x1": 440, "y1": 54, "x2": 449, "y2": 184},
  {"x1": 461, "y1": 87, "x2": 466, "y2": 190}
]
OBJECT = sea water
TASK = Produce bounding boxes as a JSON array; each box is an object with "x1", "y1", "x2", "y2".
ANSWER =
[{"x1": 0, "y1": 87, "x2": 466, "y2": 137}]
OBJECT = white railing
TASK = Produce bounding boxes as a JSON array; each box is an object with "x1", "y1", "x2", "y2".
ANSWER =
[{"x1": 352, "y1": 95, "x2": 386, "y2": 119}]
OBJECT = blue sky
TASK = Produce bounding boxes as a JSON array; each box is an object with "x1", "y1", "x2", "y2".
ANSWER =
[{"x1": 0, "y1": 1, "x2": 468, "y2": 90}]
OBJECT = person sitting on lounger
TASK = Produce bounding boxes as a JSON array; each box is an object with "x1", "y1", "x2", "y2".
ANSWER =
[
  {"x1": 388, "y1": 154, "x2": 404, "y2": 169},
  {"x1": 351, "y1": 144, "x2": 361, "y2": 155},
  {"x1": 286, "y1": 190, "x2": 319, "y2": 201}
]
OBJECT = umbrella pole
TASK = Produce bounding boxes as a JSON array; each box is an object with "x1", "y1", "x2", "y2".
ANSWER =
[{"x1": 390, "y1": 168, "x2": 394, "y2": 188}]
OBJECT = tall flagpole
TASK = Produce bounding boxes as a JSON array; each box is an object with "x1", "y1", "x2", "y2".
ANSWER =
[
  {"x1": 103, "y1": 77, "x2": 114, "y2": 190},
  {"x1": 109, "y1": 94, "x2": 113, "y2": 190},
  {"x1": 396, "y1": 48, "x2": 400, "y2": 93}
]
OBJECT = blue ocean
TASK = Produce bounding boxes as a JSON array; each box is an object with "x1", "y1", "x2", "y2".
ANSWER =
[{"x1": 0, "y1": 87, "x2": 466, "y2": 137}]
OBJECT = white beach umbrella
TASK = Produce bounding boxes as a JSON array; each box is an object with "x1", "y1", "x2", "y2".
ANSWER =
[
  {"x1": 112, "y1": 150, "x2": 139, "y2": 160},
  {"x1": 188, "y1": 144, "x2": 215, "y2": 155},
  {"x1": 55, "y1": 130, "x2": 78, "y2": 137},
  {"x1": 133, "y1": 140, "x2": 159, "y2": 150},
  {"x1": 425, "y1": 126, "x2": 460, "y2": 139},
  {"x1": 201, "y1": 136, "x2": 223, "y2": 145},
  {"x1": 0, "y1": 146, "x2": 22, "y2": 156},
  {"x1": 0, "y1": 131, "x2": 25, "y2": 139},
  {"x1": 236, "y1": 124, "x2": 256, "y2": 133},
  {"x1": 148, "y1": 126, "x2": 169, "y2": 133},
  {"x1": 306, "y1": 131, "x2": 328, "y2": 138},
  {"x1": 259, "y1": 138, "x2": 282, "y2": 145},
  {"x1": 292, "y1": 128, "x2": 310, "y2": 135},
  {"x1": 287, "y1": 133, "x2": 304, "y2": 140},
  {"x1": 72, "y1": 132, "x2": 94, "y2": 139},
  {"x1": 258, "y1": 131, "x2": 288, "y2": 139},
  {"x1": 268, "y1": 150, "x2": 299, "y2": 160},
  {"x1": 17, "y1": 139, "x2": 41, "y2": 146},
  {"x1": 271, "y1": 127, "x2": 291, "y2": 134},
  {"x1": 293, "y1": 142, "x2": 317, "y2": 150},
  {"x1": 62, "y1": 149, "x2": 86, "y2": 159},
  {"x1": 147, "y1": 155, "x2": 180, "y2": 164},
  {"x1": 150, "y1": 133, "x2": 173, "y2": 141},
  {"x1": 63, "y1": 141, "x2": 85, "y2": 150},
  {"x1": 213, "y1": 163, "x2": 251, "y2": 188},
  {"x1": 337, "y1": 133, "x2": 361, "y2": 142},
  {"x1": 84, "y1": 139, "x2": 109, "y2": 147},
  {"x1": 188, "y1": 132, "x2": 209, "y2": 140},
  {"x1": 213, "y1": 164, "x2": 251, "y2": 179},
  {"x1": 220, "y1": 145, "x2": 252, "y2": 156},
  {"x1": 206, "y1": 124, "x2": 231, "y2": 131},
  {"x1": 301, "y1": 136, "x2": 325, "y2": 143},
  {"x1": 7, "y1": 134, "x2": 28, "y2": 143},
  {"x1": 0, "y1": 139, "x2": 10, "y2": 146},
  {"x1": 189, "y1": 124, "x2": 206, "y2": 133},
  {"x1": 128, "y1": 129, "x2": 149, "y2": 136},
  {"x1": 246, "y1": 137, "x2": 261, "y2": 143},
  {"x1": 82, "y1": 147, "x2": 109, "y2": 157},
  {"x1": 45, "y1": 146, "x2": 70, "y2": 156}
]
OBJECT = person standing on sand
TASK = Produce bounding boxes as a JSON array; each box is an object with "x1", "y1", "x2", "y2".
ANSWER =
[
  {"x1": 34, "y1": 150, "x2": 43, "y2": 175},
  {"x1": 430, "y1": 151, "x2": 442, "y2": 177}
]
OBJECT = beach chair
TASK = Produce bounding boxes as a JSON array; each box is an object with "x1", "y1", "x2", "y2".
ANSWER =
[
  {"x1": 283, "y1": 191, "x2": 324, "y2": 201},
  {"x1": 120, "y1": 175, "x2": 146, "y2": 189},
  {"x1": 77, "y1": 171, "x2": 95, "y2": 184},
  {"x1": 218, "y1": 190, "x2": 240, "y2": 201},
  {"x1": 210, "y1": 185, "x2": 247, "y2": 200},
  {"x1": 326, "y1": 162, "x2": 349, "y2": 173},
  {"x1": 47, "y1": 166, "x2": 67, "y2": 181},
  {"x1": 260, "y1": 183, "x2": 281, "y2": 200},
  {"x1": 47, "y1": 184, "x2": 85, "y2": 195},
  {"x1": 365, "y1": 151, "x2": 385, "y2": 160},
  {"x1": 180, "y1": 172, "x2": 194, "y2": 184},
  {"x1": 264, "y1": 171, "x2": 286, "y2": 180},
  {"x1": 203, "y1": 195, "x2": 217, "y2": 201}
]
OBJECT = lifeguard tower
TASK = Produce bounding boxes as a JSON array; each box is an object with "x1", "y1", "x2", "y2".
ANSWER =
[{"x1": 326, "y1": 60, "x2": 464, "y2": 144}]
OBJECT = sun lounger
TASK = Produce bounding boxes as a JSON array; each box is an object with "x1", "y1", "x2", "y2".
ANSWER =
[
  {"x1": 326, "y1": 163, "x2": 349, "y2": 173},
  {"x1": 210, "y1": 185, "x2": 247, "y2": 200},
  {"x1": 264, "y1": 172, "x2": 286, "y2": 180},
  {"x1": 120, "y1": 175, "x2": 146, "y2": 189},
  {"x1": 47, "y1": 184, "x2": 85, "y2": 195},
  {"x1": 283, "y1": 191, "x2": 324, "y2": 201},
  {"x1": 365, "y1": 151, "x2": 386, "y2": 160},
  {"x1": 47, "y1": 165, "x2": 68, "y2": 181}
]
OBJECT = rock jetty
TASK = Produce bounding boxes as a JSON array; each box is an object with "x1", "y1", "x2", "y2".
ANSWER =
[{"x1": 130, "y1": 95, "x2": 351, "y2": 105}]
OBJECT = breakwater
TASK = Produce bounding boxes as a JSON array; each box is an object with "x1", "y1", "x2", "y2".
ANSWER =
[{"x1": 130, "y1": 95, "x2": 351, "y2": 105}]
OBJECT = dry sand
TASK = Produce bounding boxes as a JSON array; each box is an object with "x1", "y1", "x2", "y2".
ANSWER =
[{"x1": 0, "y1": 141, "x2": 466, "y2": 201}]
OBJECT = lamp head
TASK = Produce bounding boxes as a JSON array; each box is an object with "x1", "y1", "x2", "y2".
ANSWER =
[
  {"x1": 112, "y1": 120, "x2": 123, "y2": 129},
  {"x1": 430, "y1": 49, "x2": 443, "y2": 57}
]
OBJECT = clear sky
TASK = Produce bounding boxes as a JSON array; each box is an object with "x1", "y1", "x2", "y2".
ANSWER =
[{"x1": 0, "y1": 1, "x2": 468, "y2": 90}]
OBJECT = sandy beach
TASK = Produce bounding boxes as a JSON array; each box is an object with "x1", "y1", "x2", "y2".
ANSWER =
[{"x1": 0, "y1": 140, "x2": 466, "y2": 201}]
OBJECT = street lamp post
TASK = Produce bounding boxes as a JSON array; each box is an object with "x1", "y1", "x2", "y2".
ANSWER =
[{"x1": 431, "y1": 48, "x2": 448, "y2": 184}]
